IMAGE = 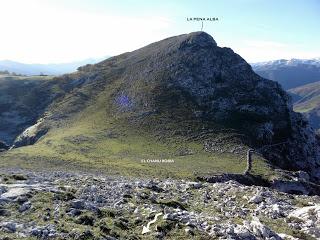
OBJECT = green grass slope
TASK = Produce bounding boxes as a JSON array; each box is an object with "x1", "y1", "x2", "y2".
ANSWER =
[
  {"x1": 0, "y1": 79, "x2": 273, "y2": 180},
  {"x1": 288, "y1": 81, "x2": 320, "y2": 130}
]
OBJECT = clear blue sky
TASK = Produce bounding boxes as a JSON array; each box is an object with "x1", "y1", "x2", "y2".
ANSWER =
[{"x1": 0, "y1": 0, "x2": 319, "y2": 63}]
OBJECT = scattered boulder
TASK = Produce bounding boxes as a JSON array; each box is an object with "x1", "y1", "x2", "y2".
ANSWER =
[
  {"x1": 1, "y1": 187, "x2": 30, "y2": 199},
  {"x1": 70, "y1": 199, "x2": 86, "y2": 210},
  {"x1": 30, "y1": 225, "x2": 57, "y2": 238},
  {"x1": 249, "y1": 193, "x2": 263, "y2": 204},
  {"x1": 75, "y1": 213, "x2": 95, "y2": 226},
  {"x1": 0, "y1": 222, "x2": 17, "y2": 233},
  {"x1": 187, "y1": 182, "x2": 203, "y2": 189},
  {"x1": 19, "y1": 201, "x2": 31, "y2": 212},
  {"x1": 67, "y1": 208, "x2": 82, "y2": 217},
  {"x1": 244, "y1": 217, "x2": 281, "y2": 239},
  {"x1": 234, "y1": 225, "x2": 252, "y2": 238},
  {"x1": 0, "y1": 208, "x2": 11, "y2": 217},
  {"x1": 77, "y1": 230, "x2": 94, "y2": 240},
  {"x1": 11, "y1": 174, "x2": 27, "y2": 181},
  {"x1": 289, "y1": 204, "x2": 320, "y2": 238}
]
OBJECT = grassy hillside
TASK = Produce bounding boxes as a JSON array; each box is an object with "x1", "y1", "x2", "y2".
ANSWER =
[
  {"x1": 0, "y1": 78, "x2": 273, "y2": 180},
  {"x1": 289, "y1": 81, "x2": 320, "y2": 112},
  {"x1": 288, "y1": 81, "x2": 320, "y2": 130}
]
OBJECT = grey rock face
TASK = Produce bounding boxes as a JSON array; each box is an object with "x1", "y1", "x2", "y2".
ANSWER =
[
  {"x1": 12, "y1": 119, "x2": 48, "y2": 148},
  {"x1": 19, "y1": 201, "x2": 31, "y2": 212},
  {"x1": 0, "y1": 221, "x2": 17, "y2": 233}
]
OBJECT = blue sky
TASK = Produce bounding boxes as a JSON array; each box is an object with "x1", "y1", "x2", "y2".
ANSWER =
[{"x1": 0, "y1": 0, "x2": 319, "y2": 63}]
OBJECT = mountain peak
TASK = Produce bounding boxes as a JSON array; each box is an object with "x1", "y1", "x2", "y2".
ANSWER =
[
  {"x1": 182, "y1": 31, "x2": 217, "y2": 47},
  {"x1": 147, "y1": 31, "x2": 217, "y2": 53}
]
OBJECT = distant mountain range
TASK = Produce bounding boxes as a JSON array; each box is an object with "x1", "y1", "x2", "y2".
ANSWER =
[
  {"x1": 0, "y1": 58, "x2": 107, "y2": 75},
  {"x1": 251, "y1": 58, "x2": 320, "y2": 90},
  {"x1": 251, "y1": 58, "x2": 320, "y2": 131}
]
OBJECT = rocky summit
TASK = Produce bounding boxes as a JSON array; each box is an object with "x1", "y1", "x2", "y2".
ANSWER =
[{"x1": 0, "y1": 32, "x2": 320, "y2": 239}]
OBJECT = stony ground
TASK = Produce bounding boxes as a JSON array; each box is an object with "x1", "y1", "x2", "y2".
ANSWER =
[{"x1": 0, "y1": 169, "x2": 319, "y2": 240}]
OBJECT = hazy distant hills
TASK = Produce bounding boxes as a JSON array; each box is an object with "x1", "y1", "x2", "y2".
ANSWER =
[
  {"x1": 251, "y1": 58, "x2": 320, "y2": 90},
  {"x1": 0, "y1": 58, "x2": 107, "y2": 75},
  {"x1": 251, "y1": 58, "x2": 320, "y2": 131}
]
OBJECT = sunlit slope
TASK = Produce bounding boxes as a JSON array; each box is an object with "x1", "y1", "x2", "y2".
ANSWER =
[
  {"x1": 1, "y1": 85, "x2": 271, "y2": 179},
  {"x1": 289, "y1": 81, "x2": 320, "y2": 130}
]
